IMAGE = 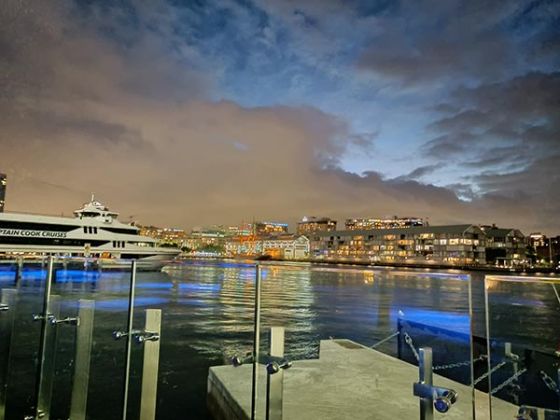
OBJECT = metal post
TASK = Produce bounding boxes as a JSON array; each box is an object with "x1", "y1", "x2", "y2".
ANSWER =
[
  {"x1": 418, "y1": 347, "x2": 434, "y2": 420},
  {"x1": 122, "y1": 260, "x2": 137, "y2": 420},
  {"x1": 139, "y1": 309, "x2": 162, "y2": 420},
  {"x1": 251, "y1": 265, "x2": 262, "y2": 420},
  {"x1": 484, "y1": 278, "x2": 493, "y2": 420},
  {"x1": 468, "y1": 277, "x2": 476, "y2": 420},
  {"x1": 0, "y1": 289, "x2": 17, "y2": 419},
  {"x1": 34, "y1": 257, "x2": 58, "y2": 420},
  {"x1": 35, "y1": 294, "x2": 61, "y2": 420},
  {"x1": 69, "y1": 299, "x2": 95, "y2": 420},
  {"x1": 266, "y1": 327, "x2": 285, "y2": 420}
]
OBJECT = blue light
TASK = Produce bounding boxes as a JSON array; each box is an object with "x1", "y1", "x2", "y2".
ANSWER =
[
  {"x1": 179, "y1": 283, "x2": 221, "y2": 293},
  {"x1": 393, "y1": 307, "x2": 470, "y2": 335}
]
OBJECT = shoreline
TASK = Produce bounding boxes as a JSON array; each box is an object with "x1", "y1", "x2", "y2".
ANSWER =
[{"x1": 179, "y1": 255, "x2": 560, "y2": 275}]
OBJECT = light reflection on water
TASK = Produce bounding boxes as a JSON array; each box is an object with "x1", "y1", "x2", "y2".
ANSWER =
[{"x1": 0, "y1": 260, "x2": 558, "y2": 419}]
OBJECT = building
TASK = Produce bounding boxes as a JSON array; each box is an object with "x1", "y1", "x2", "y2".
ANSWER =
[
  {"x1": 139, "y1": 225, "x2": 187, "y2": 247},
  {"x1": 481, "y1": 225, "x2": 527, "y2": 267},
  {"x1": 0, "y1": 173, "x2": 6, "y2": 212},
  {"x1": 225, "y1": 234, "x2": 310, "y2": 260},
  {"x1": 255, "y1": 221, "x2": 289, "y2": 236},
  {"x1": 529, "y1": 233, "x2": 560, "y2": 266},
  {"x1": 297, "y1": 216, "x2": 337, "y2": 235},
  {"x1": 184, "y1": 226, "x2": 227, "y2": 253},
  {"x1": 344, "y1": 216, "x2": 425, "y2": 230},
  {"x1": 309, "y1": 224, "x2": 486, "y2": 266}
]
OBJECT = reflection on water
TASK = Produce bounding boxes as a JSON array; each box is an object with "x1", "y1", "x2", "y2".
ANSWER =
[{"x1": 0, "y1": 260, "x2": 558, "y2": 419}]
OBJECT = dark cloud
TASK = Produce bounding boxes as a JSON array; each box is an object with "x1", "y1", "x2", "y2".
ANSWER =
[
  {"x1": 391, "y1": 164, "x2": 442, "y2": 182},
  {"x1": 0, "y1": 0, "x2": 558, "y2": 235},
  {"x1": 422, "y1": 71, "x2": 560, "y2": 231},
  {"x1": 356, "y1": 0, "x2": 559, "y2": 85}
]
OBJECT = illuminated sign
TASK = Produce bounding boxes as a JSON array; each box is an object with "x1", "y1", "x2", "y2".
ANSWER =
[{"x1": 0, "y1": 229, "x2": 67, "y2": 238}]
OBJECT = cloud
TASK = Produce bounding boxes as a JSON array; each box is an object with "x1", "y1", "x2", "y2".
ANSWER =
[
  {"x1": 356, "y1": 0, "x2": 559, "y2": 86},
  {"x1": 0, "y1": 0, "x2": 559, "y2": 235},
  {"x1": 421, "y1": 71, "x2": 560, "y2": 231}
]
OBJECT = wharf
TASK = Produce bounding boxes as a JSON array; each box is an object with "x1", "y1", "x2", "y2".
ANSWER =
[{"x1": 207, "y1": 339, "x2": 518, "y2": 420}]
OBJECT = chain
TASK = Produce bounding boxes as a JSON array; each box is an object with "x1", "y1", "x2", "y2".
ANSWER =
[
  {"x1": 371, "y1": 331, "x2": 400, "y2": 349},
  {"x1": 491, "y1": 368, "x2": 527, "y2": 395},
  {"x1": 403, "y1": 332, "x2": 420, "y2": 361},
  {"x1": 402, "y1": 331, "x2": 484, "y2": 370},
  {"x1": 474, "y1": 360, "x2": 508, "y2": 385},
  {"x1": 433, "y1": 355, "x2": 486, "y2": 371},
  {"x1": 540, "y1": 370, "x2": 560, "y2": 395}
]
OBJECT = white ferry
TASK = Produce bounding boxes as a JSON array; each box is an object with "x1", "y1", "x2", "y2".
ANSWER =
[{"x1": 0, "y1": 196, "x2": 180, "y2": 270}]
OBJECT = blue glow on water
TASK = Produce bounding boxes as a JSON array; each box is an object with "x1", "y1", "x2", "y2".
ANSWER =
[
  {"x1": 95, "y1": 297, "x2": 168, "y2": 311},
  {"x1": 135, "y1": 282, "x2": 173, "y2": 289},
  {"x1": 393, "y1": 307, "x2": 470, "y2": 335},
  {"x1": 179, "y1": 283, "x2": 221, "y2": 293},
  {"x1": 53, "y1": 270, "x2": 101, "y2": 283}
]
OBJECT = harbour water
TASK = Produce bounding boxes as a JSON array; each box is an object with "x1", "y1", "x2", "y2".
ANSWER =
[{"x1": 0, "y1": 260, "x2": 559, "y2": 419}]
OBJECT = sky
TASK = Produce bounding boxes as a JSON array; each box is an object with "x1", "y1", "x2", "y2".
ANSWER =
[{"x1": 0, "y1": 0, "x2": 559, "y2": 233}]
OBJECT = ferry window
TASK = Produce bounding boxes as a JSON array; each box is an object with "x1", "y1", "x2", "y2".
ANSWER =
[
  {"x1": 83, "y1": 227, "x2": 87, "y2": 234},
  {"x1": 94, "y1": 227, "x2": 98, "y2": 234},
  {"x1": 112, "y1": 241, "x2": 116, "y2": 247}
]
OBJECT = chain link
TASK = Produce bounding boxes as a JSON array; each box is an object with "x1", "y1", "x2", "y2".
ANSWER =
[
  {"x1": 402, "y1": 331, "x2": 484, "y2": 370},
  {"x1": 474, "y1": 360, "x2": 508, "y2": 385},
  {"x1": 540, "y1": 370, "x2": 560, "y2": 395},
  {"x1": 433, "y1": 355, "x2": 486, "y2": 371},
  {"x1": 491, "y1": 368, "x2": 527, "y2": 395},
  {"x1": 403, "y1": 332, "x2": 420, "y2": 361}
]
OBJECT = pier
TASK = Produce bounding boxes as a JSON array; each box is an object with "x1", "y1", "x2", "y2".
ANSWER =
[{"x1": 207, "y1": 339, "x2": 518, "y2": 420}]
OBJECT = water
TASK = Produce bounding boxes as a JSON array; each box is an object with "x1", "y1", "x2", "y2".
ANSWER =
[{"x1": 0, "y1": 260, "x2": 559, "y2": 419}]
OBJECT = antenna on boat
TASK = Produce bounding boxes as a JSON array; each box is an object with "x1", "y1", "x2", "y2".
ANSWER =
[{"x1": 91, "y1": 192, "x2": 95, "y2": 202}]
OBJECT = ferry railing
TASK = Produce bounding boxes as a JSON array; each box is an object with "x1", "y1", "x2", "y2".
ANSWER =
[{"x1": 485, "y1": 275, "x2": 560, "y2": 420}]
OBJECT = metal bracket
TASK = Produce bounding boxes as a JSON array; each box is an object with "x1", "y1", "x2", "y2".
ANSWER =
[
  {"x1": 231, "y1": 352, "x2": 291, "y2": 373},
  {"x1": 266, "y1": 360, "x2": 292, "y2": 375},
  {"x1": 135, "y1": 331, "x2": 160, "y2": 344},
  {"x1": 50, "y1": 316, "x2": 80, "y2": 326},
  {"x1": 413, "y1": 347, "x2": 458, "y2": 419},
  {"x1": 112, "y1": 329, "x2": 159, "y2": 344},
  {"x1": 32, "y1": 313, "x2": 55, "y2": 322},
  {"x1": 112, "y1": 329, "x2": 141, "y2": 340},
  {"x1": 413, "y1": 382, "x2": 458, "y2": 414}
]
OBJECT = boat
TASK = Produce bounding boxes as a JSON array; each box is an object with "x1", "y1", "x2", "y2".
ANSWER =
[{"x1": 0, "y1": 196, "x2": 181, "y2": 270}]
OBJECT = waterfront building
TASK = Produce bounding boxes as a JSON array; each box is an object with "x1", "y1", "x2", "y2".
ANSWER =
[
  {"x1": 297, "y1": 216, "x2": 337, "y2": 235},
  {"x1": 309, "y1": 224, "x2": 486, "y2": 265},
  {"x1": 225, "y1": 234, "x2": 310, "y2": 259},
  {"x1": 224, "y1": 236, "x2": 262, "y2": 256},
  {"x1": 255, "y1": 221, "x2": 289, "y2": 236},
  {"x1": 139, "y1": 225, "x2": 187, "y2": 247},
  {"x1": 529, "y1": 233, "x2": 560, "y2": 266},
  {"x1": 184, "y1": 226, "x2": 227, "y2": 253},
  {"x1": 344, "y1": 216, "x2": 425, "y2": 230},
  {"x1": 0, "y1": 173, "x2": 6, "y2": 212},
  {"x1": 481, "y1": 225, "x2": 527, "y2": 267}
]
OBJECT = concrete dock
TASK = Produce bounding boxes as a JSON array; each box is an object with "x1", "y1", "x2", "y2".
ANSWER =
[{"x1": 207, "y1": 339, "x2": 518, "y2": 419}]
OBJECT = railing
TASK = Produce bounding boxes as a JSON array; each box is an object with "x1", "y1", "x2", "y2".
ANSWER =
[
  {"x1": 0, "y1": 257, "x2": 162, "y2": 420},
  {"x1": 1, "y1": 257, "x2": 559, "y2": 420}
]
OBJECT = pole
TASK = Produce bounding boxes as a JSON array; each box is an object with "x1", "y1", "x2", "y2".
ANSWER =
[
  {"x1": 122, "y1": 260, "x2": 137, "y2": 420},
  {"x1": 250, "y1": 265, "x2": 262, "y2": 420},
  {"x1": 419, "y1": 348, "x2": 434, "y2": 420}
]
